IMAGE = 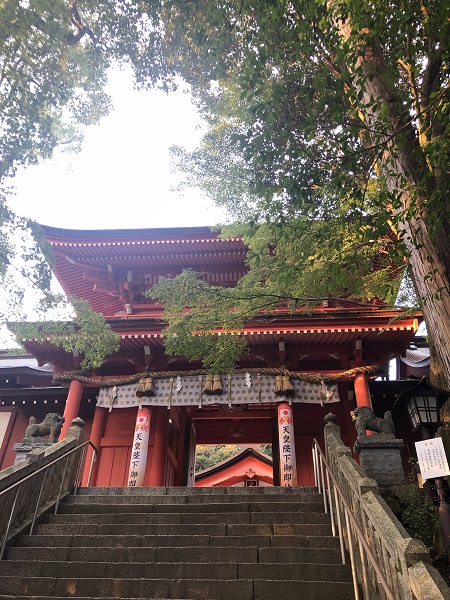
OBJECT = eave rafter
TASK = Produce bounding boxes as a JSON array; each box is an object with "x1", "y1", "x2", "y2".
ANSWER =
[
  {"x1": 17, "y1": 309, "x2": 420, "y2": 375},
  {"x1": 28, "y1": 225, "x2": 422, "y2": 376}
]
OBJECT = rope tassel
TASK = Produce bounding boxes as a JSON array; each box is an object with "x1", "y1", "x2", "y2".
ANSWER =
[
  {"x1": 144, "y1": 377, "x2": 154, "y2": 396},
  {"x1": 204, "y1": 373, "x2": 223, "y2": 395},
  {"x1": 212, "y1": 374, "x2": 223, "y2": 394},
  {"x1": 274, "y1": 374, "x2": 284, "y2": 395},
  {"x1": 203, "y1": 374, "x2": 214, "y2": 394},
  {"x1": 282, "y1": 374, "x2": 294, "y2": 395},
  {"x1": 136, "y1": 376, "x2": 154, "y2": 397},
  {"x1": 274, "y1": 373, "x2": 294, "y2": 396}
]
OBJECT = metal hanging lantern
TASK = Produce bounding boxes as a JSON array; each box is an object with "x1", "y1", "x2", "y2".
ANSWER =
[{"x1": 405, "y1": 380, "x2": 439, "y2": 431}]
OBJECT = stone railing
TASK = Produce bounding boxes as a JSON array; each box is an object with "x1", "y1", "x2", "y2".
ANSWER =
[
  {"x1": 0, "y1": 418, "x2": 85, "y2": 556},
  {"x1": 323, "y1": 414, "x2": 450, "y2": 600}
]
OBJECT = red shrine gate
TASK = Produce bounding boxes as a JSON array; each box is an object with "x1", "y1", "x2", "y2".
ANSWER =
[
  {"x1": 86, "y1": 382, "x2": 343, "y2": 488},
  {"x1": 3, "y1": 225, "x2": 420, "y2": 487}
]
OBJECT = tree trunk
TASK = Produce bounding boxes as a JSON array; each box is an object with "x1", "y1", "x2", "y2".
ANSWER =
[
  {"x1": 402, "y1": 217, "x2": 450, "y2": 391},
  {"x1": 339, "y1": 34, "x2": 450, "y2": 391}
]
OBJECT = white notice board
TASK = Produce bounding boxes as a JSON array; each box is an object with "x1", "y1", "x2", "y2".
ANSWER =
[{"x1": 415, "y1": 437, "x2": 450, "y2": 479}]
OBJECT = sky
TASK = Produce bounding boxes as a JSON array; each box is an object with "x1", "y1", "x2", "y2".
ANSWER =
[{"x1": 10, "y1": 67, "x2": 227, "y2": 230}]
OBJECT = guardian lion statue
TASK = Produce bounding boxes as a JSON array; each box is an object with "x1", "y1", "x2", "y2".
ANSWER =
[
  {"x1": 351, "y1": 406, "x2": 395, "y2": 436},
  {"x1": 24, "y1": 413, "x2": 65, "y2": 443}
]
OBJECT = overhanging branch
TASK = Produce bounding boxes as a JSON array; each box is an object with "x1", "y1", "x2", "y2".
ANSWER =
[{"x1": 66, "y1": 0, "x2": 98, "y2": 46}]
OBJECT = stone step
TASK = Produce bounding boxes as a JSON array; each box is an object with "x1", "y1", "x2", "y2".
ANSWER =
[
  {"x1": 55, "y1": 502, "x2": 324, "y2": 515},
  {"x1": 40, "y1": 510, "x2": 330, "y2": 527},
  {"x1": 0, "y1": 561, "x2": 235, "y2": 580},
  {"x1": 0, "y1": 576, "x2": 354, "y2": 599},
  {"x1": 0, "y1": 560, "x2": 351, "y2": 581},
  {"x1": 31, "y1": 521, "x2": 332, "y2": 537},
  {"x1": 32, "y1": 522, "x2": 229, "y2": 536},
  {"x1": 0, "y1": 576, "x2": 253, "y2": 599},
  {"x1": 12, "y1": 526, "x2": 335, "y2": 549},
  {"x1": 61, "y1": 497, "x2": 323, "y2": 510},
  {"x1": 5, "y1": 545, "x2": 257, "y2": 563},
  {"x1": 5, "y1": 544, "x2": 343, "y2": 564},
  {"x1": 254, "y1": 579, "x2": 354, "y2": 599},
  {"x1": 42, "y1": 512, "x2": 252, "y2": 525},
  {"x1": 41, "y1": 510, "x2": 327, "y2": 526},
  {"x1": 74, "y1": 486, "x2": 317, "y2": 496},
  {"x1": 65, "y1": 493, "x2": 323, "y2": 505}
]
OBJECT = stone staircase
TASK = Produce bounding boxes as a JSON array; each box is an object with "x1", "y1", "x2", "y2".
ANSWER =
[{"x1": 0, "y1": 486, "x2": 354, "y2": 600}]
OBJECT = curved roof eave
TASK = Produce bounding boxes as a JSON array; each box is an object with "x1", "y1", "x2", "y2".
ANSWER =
[{"x1": 39, "y1": 224, "x2": 226, "y2": 242}]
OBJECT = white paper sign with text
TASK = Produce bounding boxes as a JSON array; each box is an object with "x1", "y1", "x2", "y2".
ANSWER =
[{"x1": 415, "y1": 437, "x2": 450, "y2": 479}]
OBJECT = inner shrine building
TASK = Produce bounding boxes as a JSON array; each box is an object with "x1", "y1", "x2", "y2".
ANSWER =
[{"x1": 1, "y1": 225, "x2": 422, "y2": 487}]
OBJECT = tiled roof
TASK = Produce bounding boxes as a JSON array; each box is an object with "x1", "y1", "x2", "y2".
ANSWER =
[{"x1": 0, "y1": 354, "x2": 54, "y2": 373}]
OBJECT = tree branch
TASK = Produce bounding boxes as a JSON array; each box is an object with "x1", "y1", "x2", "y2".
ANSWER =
[{"x1": 66, "y1": 0, "x2": 98, "y2": 46}]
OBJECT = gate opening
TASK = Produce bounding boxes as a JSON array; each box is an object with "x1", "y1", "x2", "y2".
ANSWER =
[{"x1": 194, "y1": 444, "x2": 273, "y2": 487}]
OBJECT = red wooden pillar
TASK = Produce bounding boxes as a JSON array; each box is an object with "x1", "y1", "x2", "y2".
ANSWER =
[
  {"x1": 354, "y1": 374, "x2": 372, "y2": 408},
  {"x1": 354, "y1": 373, "x2": 373, "y2": 435},
  {"x1": 82, "y1": 406, "x2": 108, "y2": 486},
  {"x1": 277, "y1": 403, "x2": 298, "y2": 487},
  {"x1": 149, "y1": 407, "x2": 170, "y2": 486},
  {"x1": 61, "y1": 379, "x2": 84, "y2": 439}
]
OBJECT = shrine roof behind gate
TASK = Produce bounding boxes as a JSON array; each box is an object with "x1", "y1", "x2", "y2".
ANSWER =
[{"x1": 195, "y1": 447, "x2": 273, "y2": 486}]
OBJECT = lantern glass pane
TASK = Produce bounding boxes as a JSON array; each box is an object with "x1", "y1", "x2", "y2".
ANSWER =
[
  {"x1": 414, "y1": 394, "x2": 438, "y2": 426},
  {"x1": 407, "y1": 399, "x2": 420, "y2": 429}
]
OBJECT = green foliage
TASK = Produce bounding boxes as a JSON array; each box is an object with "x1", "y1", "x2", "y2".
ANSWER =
[
  {"x1": 0, "y1": 0, "x2": 173, "y2": 330},
  {"x1": 259, "y1": 444, "x2": 272, "y2": 457},
  {"x1": 147, "y1": 207, "x2": 405, "y2": 370},
  {"x1": 229, "y1": 207, "x2": 404, "y2": 304},
  {"x1": 11, "y1": 297, "x2": 120, "y2": 369},
  {"x1": 195, "y1": 444, "x2": 273, "y2": 472},
  {"x1": 401, "y1": 484, "x2": 436, "y2": 549},
  {"x1": 165, "y1": 1, "x2": 371, "y2": 205},
  {"x1": 160, "y1": 0, "x2": 449, "y2": 380},
  {"x1": 147, "y1": 270, "x2": 249, "y2": 373},
  {"x1": 195, "y1": 444, "x2": 241, "y2": 472},
  {"x1": 0, "y1": 0, "x2": 108, "y2": 181},
  {"x1": 163, "y1": 0, "x2": 449, "y2": 275},
  {"x1": 0, "y1": 193, "x2": 54, "y2": 322}
]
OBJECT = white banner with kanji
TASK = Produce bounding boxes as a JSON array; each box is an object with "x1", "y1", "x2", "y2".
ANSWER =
[
  {"x1": 127, "y1": 408, "x2": 150, "y2": 487},
  {"x1": 278, "y1": 403, "x2": 298, "y2": 486}
]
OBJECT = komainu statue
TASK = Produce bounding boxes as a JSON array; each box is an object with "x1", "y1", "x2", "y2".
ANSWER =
[
  {"x1": 24, "y1": 413, "x2": 65, "y2": 443},
  {"x1": 351, "y1": 406, "x2": 395, "y2": 436}
]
